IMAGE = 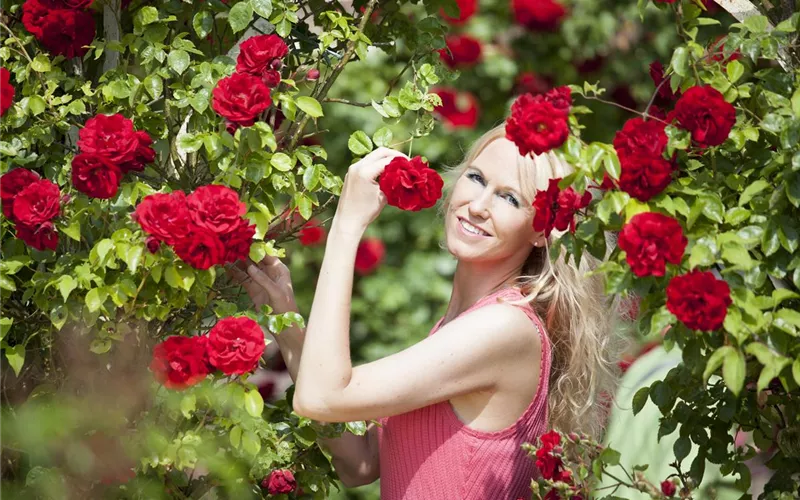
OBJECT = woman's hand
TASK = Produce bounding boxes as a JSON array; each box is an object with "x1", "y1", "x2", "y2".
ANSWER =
[
  {"x1": 332, "y1": 147, "x2": 409, "y2": 235},
  {"x1": 229, "y1": 256, "x2": 299, "y2": 315}
]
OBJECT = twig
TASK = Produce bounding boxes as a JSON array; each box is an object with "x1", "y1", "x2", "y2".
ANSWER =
[{"x1": 321, "y1": 98, "x2": 371, "y2": 107}]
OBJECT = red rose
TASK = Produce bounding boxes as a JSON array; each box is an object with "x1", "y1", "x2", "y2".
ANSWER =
[
  {"x1": 145, "y1": 236, "x2": 161, "y2": 254},
  {"x1": 16, "y1": 221, "x2": 59, "y2": 251},
  {"x1": 512, "y1": 0, "x2": 567, "y2": 31},
  {"x1": 543, "y1": 86, "x2": 572, "y2": 116},
  {"x1": 355, "y1": 238, "x2": 385, "y2": 275},
  {"x1": 1, "y1": 67, "x2": 14, "y2": 116},
  {"x1": 221, "y1": 221, "x2": 256, "y2": 264},
  {"x1": 514, "y1": 72, "x2": 552, "y2": 96},
  {"x1": 437, "y1": 35, "x2": 482, "y2": 69},
  {"x1": 120, "y1": 130, "x2": 156, "y2": 173},
  {"x1": 236, "y1": 34, "x2": 289, "y2": 87},
  {"x1": 173, "y1": 226, "x2": 226, "y2": 270},
  {"x1": 505, "y1": 94, "x2": 569, "y2": 157},
  {"x1": 1, "y1": 168, "x2": 40, "y2": 219},
  {"x1": 262, "y1": 469, "x2": 296, "y2": 495},
  {"x1": 666, "y1": 270, "x2": 731, "y2": 331},
  {"x1": 439, "y1": 0, "x2": 477, "y2": 25},
  {"x1": 432, "y1": 88, "x2": 480, "y2": 129},
  {"x1": 71, "y1": 153, "x2": 123, "y2": 199},
  {"x1": 12, "y1": 179, "x2": 61, "y2": 227},
  {"x1": 62, "y1": 0, "x2": 94, "y2": 7},
  {"x1": 670, "y1": 85, "x2": 736, "y2": 148},
  {"x1": 150, "y1": 336, "x2": 211, "y2": 390},
  {"x1": 134, "y1": 191, "x2": 191, "y2": 245},
  {"x1": 575, "y1": 55, "x2": 605, "y2": 74},
  {"x1": 649, "y1": 61, "x2": 680, "y2": 106},
  {"x1": 540, "y1": 430, "x2": 562, "y2": 450},
  {"x1": 613, "y1": 117, "x2": 668, "y2": 160},
  {"x1": 207, "y1": 317, "x2": 266, "y2": 375},
  {"x1": 298, "y1": 220, "x2": 326, "y2": 246},
  {"x1": 21, "y1": 0, "x2": 54, "y2": 38},
  {"x1": 36, "y1": 8, "x2": 96, "y2": 59},
  {"x1": 535, "y1": 448, "x2": 563, "y2": 480},
  {"x1": 378, "y1": 156, "x2": 443, "y2": 211},
  {"x1": 554, "y1": 185, "x2": 591, "y2": 234},
  {"x1": 77, "y1": 114, "x2": 146, "y2": 170},
  {"x1": 306, "y1": 68, "x2": 320, "y2": 81},
  {"x1": 619, "y1": 212, "x2": 687, "y2": 277},
  {"x1": 212, "y1": 72, "x2": 272, "y2": 126},
  {"x1": 187, "y1": 185, "x2": 247, "y2": 234},
  {"x1": 617, "y1": 154, "x2": 674, "y2": 202},
  {"x1": 661, "y1": 479, "x2": 677, "y2": 497}
]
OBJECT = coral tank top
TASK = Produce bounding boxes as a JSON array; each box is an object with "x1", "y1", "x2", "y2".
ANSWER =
[{"x1": 377, "y1": 287, "x2": 552, "y2": 500}]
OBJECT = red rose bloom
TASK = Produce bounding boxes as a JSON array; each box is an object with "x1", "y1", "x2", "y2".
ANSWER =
[
  {"x1": 212, "y1": 72, "x2": 272, "y2": 126},
  {"x1": 437, "y1": 35, "x2": 482, "y2": 69},
  {"x1": 207, "y1": 317, "x2": 266, "y2": 375},
  {"x1": 543, "y1": 86, "x2": 572, "y2": 116},
  {"x1": 506, "y1": 94, "x2": 569, "y2": 156},
  {"x1": 439, "y1": 0, "x2": 477, "y2": 25},
  {"x1": 432, "y1": 88, "x2": 480, "y2": 129},
  {"x1": 666, "y1": 270, "x2": 731, "y2": 331},
  {"x1": 263, "y1": 469, "x2": 296, "y2": 495},
  {"x1": 145, "y1": 236, "x2": 161, "y2": 254},
  {"x1": 540, "y1": 430, "x2": 562, "y2": 450},
  {"x1": 619, "y1": 212, "x2": 687, "y2": 277},
  {"x1": 617, "y1": 154, "x2": 674, "y2": 202},
  {"x1": 533, "y1": 178, "x2": 591, "y2": 237},
  {"x1": 77, "y1": 114, "x2": 150, "y2": 171},
  {"x1": 1, "y1": 68, "x2": 14, "y2": 116},
  {"x1": 36, "y1": 8, "x2": 96, "y2": 59},
  {"x1": 1, "y1": 168, "x2": 40, "y2": 219},
  {"x1": 514, "y1": 72, "x2": 552, "y2": 96},
  {"x1": 173, "y1": 226, "x2": 226, "y2": 270},
  {"x1": 222, "y1": 221, "x2": 256, "y2": 264},
  {"x1": 298, "y1": 219, "x2": 326, "y2": 246},
  {"x1": 149, "y1": 336, "x2": 211, "y2": 390},
  {"x1": 670, "y1": 85, "x2": 736, "y2": 148},
  {"x1": 649, "y1": 61, "x2": 680, "y2": 106},
  {"x1": 71, "y1": 153, "x2": 123, "y2": 199},
  {"x1": 661, "y1": 479, "x2": 677, "y2": 497},
  {"x1": 512, "y1": 0, "x2": 567, "y2": 31},
  {"x1": 21, "y1": 0, "x2": 54, "y2": 38},
  {"x1": 187, "y1": 185, "x2": 247, "y2": 234},
  {"x1": 62, "y1": 0, "x2": 94, "y2": 7},
  {"x1": 355, "y1": 238, "x2": 386, "y2": 275},
  {"x1": 134, "y1": 191, "x2": 192, "y2": 245},
  {"x1": 236, "y1": 34, "x2": 289, "y2": 87},
  {"x1": 16, "y1": 221, "x2": 59, "y2": 251},
  {"x1": 378, "y1": 156, "x2": 443, "y2": 211},
  {"x1": 613, "y1": 117, "x2": 668, "y2": 159},
  {"x1": 120, "y1": 130, "x2": 156, "y2": 173},
  {"x1": 12, "y1": 179, "x2": 61, "y2": 227}
]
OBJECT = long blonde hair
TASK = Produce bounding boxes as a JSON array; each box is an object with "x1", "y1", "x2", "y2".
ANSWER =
[{"x1": 438, "y1": 123, "x2": 623, "y2": 438}]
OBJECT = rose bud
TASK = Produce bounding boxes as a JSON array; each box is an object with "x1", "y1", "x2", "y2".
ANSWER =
[{"x1": 306, "y1": 68, "x2": 320, "y2": 81}]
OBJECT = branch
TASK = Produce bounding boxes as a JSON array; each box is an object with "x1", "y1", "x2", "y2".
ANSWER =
[
  {"x1": 102, "y1": 0, "x2": 121, "y2": 73},
  {"x1": 321, "y1": 97, "x2": 371, "y2": 107}
]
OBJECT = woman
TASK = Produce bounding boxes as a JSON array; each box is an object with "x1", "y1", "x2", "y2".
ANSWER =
[{"x1": 236, "y1": 123, "x2": 620, "y2": 499}]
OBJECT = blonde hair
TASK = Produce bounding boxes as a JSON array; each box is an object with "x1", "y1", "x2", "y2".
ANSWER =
[{"x1": 438, "y1": 123, "x2": 623, "y2": 438}]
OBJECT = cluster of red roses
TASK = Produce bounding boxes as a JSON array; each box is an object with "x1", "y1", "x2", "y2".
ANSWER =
[
  {"x1": 0, "y1": 168, "x2": 62, "y2": 251},
  {"x1": 442, "y1": 0, "x2": 567, "y2": 32},
  {"x1": 212, "y1": 34, "x2": 289, "y2": 131},
  {"x1": 532, "y1": 178, "x2": 591, "y2": 238},
  {"x1": 1, "y1": 68, "x2": 14, "y2": 117},
  {"x1": 506, "y1": 86, "x2": 572, "y2": 157},
  {"x1": 534, "y1": 430, "x2": 583, "y2": 500},
  {"x1": 150, "y1": 317, "x2": 266, "y2": 390},
  {"x1": 21, "y1": 0, "x2": 96, "y2": 59},
  {"x1": 134, "y1": 185, "x2": 255, "y2": 270},
  {"x1": 72, "y1": 114, "x2": 155, "y2": 200}
]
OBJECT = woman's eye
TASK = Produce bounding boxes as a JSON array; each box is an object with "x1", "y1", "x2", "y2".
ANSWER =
[
  {"x1": 467, "y1": 172, "x2": 484, "y2": 184},
  {"x1": 505, "y1": 194, "x2": 520, "y2": 208}
]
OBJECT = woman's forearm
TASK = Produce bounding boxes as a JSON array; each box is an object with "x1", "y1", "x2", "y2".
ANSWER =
[{"x1": 268, "y1": 325, "x2": 305, "y2": 383}]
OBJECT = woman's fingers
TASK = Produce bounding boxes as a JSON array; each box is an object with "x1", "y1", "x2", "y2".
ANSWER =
[{"x1": 247, "y1": 263, "x2": 281, "y2": 295}]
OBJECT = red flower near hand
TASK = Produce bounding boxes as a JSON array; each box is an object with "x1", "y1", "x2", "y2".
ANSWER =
[
  {"x1": 298, "y1": 219, "x2": 326, "y2": 246},
  {"x1": 438, "y1": 35, "x2": 482, "y2": 69},
  {"x1": 207, "y1": 317, "x2": 266, "y2": 375},
  {"x1": 212, "y1": 72, "x2": 272, "y2": 126},
  {"x1": 506, "y1": 93, "x2": 570, "y2": 157},
  {"x1": 355, "y1": 238, "x2": 386, "y2": 275},
  {"x1": 150, "y1": 336, "x2": 211, "y2": 390},
  {"x1": 236, "y1": 34, "x2": 289, "y2": 87},
  {"x1": 1, "y1": 168, "x2": 40, "y2": 219},
  {"x1": 1, "y1": 68, "x2": 14, "y2": 116},
  {"x1": 77, "y1": 114, "x2": 154, "y2": 173},
  {"x1": 222, "y1": 220, "x2": 256, "y2": 264},
  {"x1": 379, "y1": 156, "x2": 443, "y2": 211},
  {"x1": 12, "y1": 179, "x2": 61, "y2": 227},
  {"x1": 71, "y1": 154, "x2": 123, "y2": 200},
  {"x1": 262, "y1": 469, "x2": 296, "y2": 495},
  {"x1": 532, "y1": 178, "x2": 591, "y2": 238},
  {"x1": 617, "y1": 154, "x2": 674, "y2": 202},
  {"x1": 613, "y1": 117, "x2": 668, "y2": 160},
  {"x1": 666, "y1": 270, "x2": 731, "y2": 331},
  {"x1": 173, "y1": 226, "x2": 226, "y2": 270},
  {"x1": 134, "y1": 191, "x2": 192, "y2": 245},
  {"x1": 439, "y1": 0, "x2": 477, "y2": 25},
  {"x1": 670, "y1": 85, "x2": 736, "y2": 148},
  {"x1": 187, "y1": 185, "x2": 247, "y2": 235},
  {"x1": 512, "y1": 0, "x2": 567, "y2": 31},
  {"x1": 619, "y1": 212, "x2": 687, "y2": 277},
  {"x1": 432, "y1": 88, "x2": 480, "y2": 129}
]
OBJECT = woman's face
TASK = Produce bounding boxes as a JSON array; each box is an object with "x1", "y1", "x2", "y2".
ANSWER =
[{"x1": 444, "y1": 138, "x2": 544, "y2": 264}]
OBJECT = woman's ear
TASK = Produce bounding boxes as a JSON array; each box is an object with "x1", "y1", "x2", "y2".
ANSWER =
[{"x1": 529, "y1": 231, "x2": 546, "y2": 248}]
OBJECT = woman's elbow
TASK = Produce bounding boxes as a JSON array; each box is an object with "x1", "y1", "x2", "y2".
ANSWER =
[
  {"x1": 338, "y1": 470, "x2": 379, "y2": 488},
  {"x1": 292, "y1": 394, "x2": 338, "y2": 422}
]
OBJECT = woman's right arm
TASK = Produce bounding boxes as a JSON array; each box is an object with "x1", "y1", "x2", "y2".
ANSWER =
[{"x1": 231, "y1": 256, "x2": 379, "y2": 487}]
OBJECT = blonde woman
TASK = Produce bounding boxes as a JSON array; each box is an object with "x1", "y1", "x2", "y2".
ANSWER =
[{"x1": 237, "y1": 123, "x2": 621, "y2": 499}]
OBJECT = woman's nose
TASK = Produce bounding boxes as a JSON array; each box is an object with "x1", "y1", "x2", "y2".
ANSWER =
[{"x1": 468, "y1": 189, "x2": 491, "y2": 219}]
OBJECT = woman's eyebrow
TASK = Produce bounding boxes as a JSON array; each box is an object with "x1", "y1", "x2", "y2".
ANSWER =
[{"x1": 468, "y1": 166, "x2": 525, "y2": 200}]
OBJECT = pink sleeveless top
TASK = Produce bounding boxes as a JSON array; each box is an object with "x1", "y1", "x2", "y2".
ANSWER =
[{"x1": 377, "y1": 287, "x2": 552, "y2": 500}]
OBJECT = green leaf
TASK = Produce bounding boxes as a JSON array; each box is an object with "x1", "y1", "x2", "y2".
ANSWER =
[
  {"x1": 181, "y1": 394, "x2": 196, "y2": 419},
  {"x1": 270, "y1": 152, "x2": 294, "y2": 172},
  {"x1": 670, "y1": 47, "x2": 689, "y2": 77},
  {"x1": 244, "y1": 389, "x2": 264, "y2": 417},
  {"x1": 85, "y1": 288, "x2": 108, "y2": 313},
  {"x1": 722, "y1": 348, "x2": 745, "y2": 396},
  {"x1": 793, "y1": 359, "x2": 800, "y2": 386},
  {"x1": 382, "y1": 96, "x2": 402, "y2": 118},
  {"x1": 193, "y1": 11, "x2": 214, "y2": 39},
  {"x1": 168, "y1": 50, "x2": 190, "y2": 75},
  {"x1": 294, "y1": 192, "x2": 313, "y2": 220},
  {"x1": 743, "y1": 15, "x2": 769, "y2": 33},
  {"x1": 650, "y1": 306, "x2": 676, "y2": 337},
  {"x1": 241, "y1": 430, "x2": 261, "y2": 455},
  {"x1": 739, "y1": 180, "x2": 769, "y2": 206},
  {"x1": 302, "y1": 164, "x2": 321, "y2": 190},
  {"x1": 136, "y1": 5, "x2": 159, "y2": 26},
  {"x1": 61, "y1": 219, "x2": 81, "y2": 242},
  {"x1": 373, "y1": 127, "x2": 393, "y2": 148},
  {"x1": 674, "y1": 436, "x2": 692, "y2": 462},
  {"x1": 632, "y1": 386, "x2": 649, "y2": 415},
  {"x1": 599, "y1": 448, "x2": 621, "y2": 466},
  {"x1": 230, "y1": 425, "x2": 242, "y2": 448},
  {"x1": 704, "y1": 346, "x2": 733, "y2": 383},
  {"x1": 124, "y1": 245, "x2": 144, "y2": 273},
  {"x1": 5, "y1": 345, "x2": 25, "y2": 377},
  {"x1": 143, "y1": 74, "x2": 164, "y2": 99},
  {"x1": 725, "y1": 207, "x2": 750, "y2": 225},
  {"x1": 251, "y1": 0, "x2": 273, "y2": 18},
  {"x1": 89, "y1": 338, "x2": 112, "y2": 354},
  {"x1": 0, "y1": 317, "x2": 12, "y2": 341},
  {"x1": 721, "y1": 242, "x2": 754, "y2": 270},
  {"x1": 30, "y1": 54, "x2": 51, "y2": 73},
  {"x1": 229, "y1": 1, "x2": 254, "y2": 33},
  {"x1": 296, "y1": 96, "x2": 323, "y2": 118},
  {"x1": 348, "y1": 131, "x2": 373, "y2": 156},
  {"x1": 57, "y1": 276, "x2": 78, "y2": 302},
  {"x1": 726, "y1": 60, "x2": 744, "y2": 83},
  {"x1": 28, "y1": 95, "x2": 46, "y2": 116},
  {"x1": 792, "y1": 88, "x2": 800, "y2": 117}
]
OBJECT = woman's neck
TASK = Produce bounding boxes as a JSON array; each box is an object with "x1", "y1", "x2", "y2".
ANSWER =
[{"x1": 440, "y1": 260, "x2": 522, "y2": 326}]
